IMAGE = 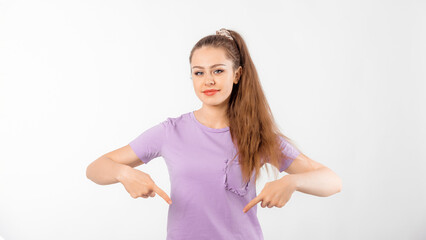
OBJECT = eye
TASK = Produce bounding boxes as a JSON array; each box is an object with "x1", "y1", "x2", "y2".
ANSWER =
[{"x1": 193, "y1": 69, "x2": 223, "y2": 76}]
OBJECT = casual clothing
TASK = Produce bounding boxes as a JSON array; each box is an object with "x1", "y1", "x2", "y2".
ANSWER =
[{"x1": 129, "y1": 111, "x2": 300, "y2": 240}]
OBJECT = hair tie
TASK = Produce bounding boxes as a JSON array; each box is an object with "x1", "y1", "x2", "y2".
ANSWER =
[{"x1": 216, "y1": 28, "x2": 234, "y2": 41}]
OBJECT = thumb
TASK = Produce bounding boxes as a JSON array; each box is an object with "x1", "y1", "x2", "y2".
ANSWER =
[{"x1": 152, "y1": 184, "x2": 172, "y2": 205}]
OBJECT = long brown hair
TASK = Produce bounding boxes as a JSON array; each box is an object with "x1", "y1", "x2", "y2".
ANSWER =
[{"x1": 189, "y1": 28, "x2": 303, "y2": 185}]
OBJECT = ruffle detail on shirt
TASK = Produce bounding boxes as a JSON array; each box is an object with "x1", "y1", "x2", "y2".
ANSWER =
[{"x1": 223, "y1": 158, "x2": 250, "y2": 197}]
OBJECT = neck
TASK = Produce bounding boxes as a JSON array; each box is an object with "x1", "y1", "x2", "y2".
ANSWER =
[{"x1": 195, "y1": 106, "x2": 229, "y2": 129}]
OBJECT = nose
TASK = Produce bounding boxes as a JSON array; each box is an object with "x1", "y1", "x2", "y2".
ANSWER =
[{"x1": 204, "y1": 72, "x2": 215, "y2": 85}]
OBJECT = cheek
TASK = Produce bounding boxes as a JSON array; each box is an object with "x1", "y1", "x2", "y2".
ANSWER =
[
  {"x1": 225, "y1": 79, "x2": 235, "y2": 91},
  {"x1": 192, "y1": 80, "x2": 201, "y2": 89}
]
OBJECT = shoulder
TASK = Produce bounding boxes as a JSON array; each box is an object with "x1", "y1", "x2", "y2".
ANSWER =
[{"x1": 162, "y1": 111, "x2": 192, "y2": 129}]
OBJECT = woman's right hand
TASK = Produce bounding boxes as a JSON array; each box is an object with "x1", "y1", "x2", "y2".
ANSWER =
[{"x1": 117, "y1": 166, "x2": 172, "y2": 205}]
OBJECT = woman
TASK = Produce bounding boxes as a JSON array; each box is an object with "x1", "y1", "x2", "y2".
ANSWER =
[{"x1": 86, "y1": 28, "x2": 342, "y2": 239}]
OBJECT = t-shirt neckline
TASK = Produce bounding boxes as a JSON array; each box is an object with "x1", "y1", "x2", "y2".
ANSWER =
[{"x1": 190, "y1": 111, "x2": 230, "y2": 133}]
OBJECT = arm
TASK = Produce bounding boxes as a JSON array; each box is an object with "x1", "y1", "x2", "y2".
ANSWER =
[
  {"x1": 86, "y1": 145, "x2": 143, "y2": 185},
  {"x1": 243, "y1": 151, "x2": 342, "y2": 213},
  {"x1": 86, "y1": 144, "x2": 172, "y2": 204},
  {"x1": 283, "y1": 153, "x2": 342, "y2": 197}
]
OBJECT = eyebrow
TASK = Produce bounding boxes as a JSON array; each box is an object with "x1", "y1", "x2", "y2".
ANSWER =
[{"x1": 192, "y1": 64, "x2": 226, "y2": 69}]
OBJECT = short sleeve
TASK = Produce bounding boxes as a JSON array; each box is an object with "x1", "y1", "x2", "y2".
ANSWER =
[
  {"x1": 278, "y1": 135, "x2": 301, "y2": 172},
  {"x1": 128, "y1": 120, "x2": 168, "y2": 164}
]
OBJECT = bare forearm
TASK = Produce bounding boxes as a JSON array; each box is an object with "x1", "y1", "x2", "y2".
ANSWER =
[
  {"x1": 289, "y1": 167, "x2": 342, "y2": 197},
  {"x1": 86, "y1": 156, "x2": 131, "y2": 185}
]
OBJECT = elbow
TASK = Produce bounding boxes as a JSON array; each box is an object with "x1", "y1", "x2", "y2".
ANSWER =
[
  {"x1": 324, "y1": 174, "x2": 342, "y2": 197},
  {"x1": 332, "y1": 176, "x2": 343, "y2": 195},
  {"x1": 338, "y1": 178, "x2": 343, "y2": 192},
  {"x1": 323, "y1": 168, "x2": 342, "y2": 196},
  {"x1": 336, "y1": 174, "x2": 343, "y2": 192},
  {"x1": 86, "y1": 163, "x2": 94, "y2": 181},
  {"x1": 86, "y1": 166, "x2": 91, "y2": 180},
  {"x1": 331, "y1": 170, "x2": 342, "y2": 194}
]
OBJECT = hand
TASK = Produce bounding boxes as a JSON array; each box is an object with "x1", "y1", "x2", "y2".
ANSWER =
[
  {"x1": 117, "y1": 167, "x2": 172, "y2": 205},
  {"x1": 243, "y1": 175, "x2": 296, "y2": 213}
]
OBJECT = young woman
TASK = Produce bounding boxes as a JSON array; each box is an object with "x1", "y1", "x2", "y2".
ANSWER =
[{"x1": 86, "y1": 28, "x2": 342, "y2": 240}]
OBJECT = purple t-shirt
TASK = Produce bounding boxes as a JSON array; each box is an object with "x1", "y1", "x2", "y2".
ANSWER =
[{"x1": 129, "y1": 111, "x2": 300, "y2": 240}]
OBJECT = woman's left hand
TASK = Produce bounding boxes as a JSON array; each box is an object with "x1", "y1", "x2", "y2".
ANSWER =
[{"x1": 243, "y1": 175, "x2": 297, "y2": 213}]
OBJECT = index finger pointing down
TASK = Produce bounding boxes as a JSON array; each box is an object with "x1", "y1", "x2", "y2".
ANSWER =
[
  {"x1": 243, "y1": 195, "x2": 262, "y2": 213},
  {"x1": 153, "y1": 184, "x2": 172, "y2": 204}
]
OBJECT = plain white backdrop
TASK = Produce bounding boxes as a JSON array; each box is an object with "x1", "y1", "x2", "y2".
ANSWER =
[{"x1": 0, "y1": 0, "x2": 425, "y2": 239}]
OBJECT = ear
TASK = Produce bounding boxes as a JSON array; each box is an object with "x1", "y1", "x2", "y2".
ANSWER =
[{"x1": 234, "y1": 66, "x2": 242, "y2": 84}]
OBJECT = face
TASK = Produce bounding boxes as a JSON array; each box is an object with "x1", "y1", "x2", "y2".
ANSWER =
[{"x1": 191, "y1": 46, "x2": 242, "y2": 108}]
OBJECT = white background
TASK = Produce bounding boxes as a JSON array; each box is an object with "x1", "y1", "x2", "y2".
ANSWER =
[{"x1": 1, "y1": 0, "x2": 425, "y2": 239}]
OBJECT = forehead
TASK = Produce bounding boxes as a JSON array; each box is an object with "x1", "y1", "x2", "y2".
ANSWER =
[{"x1": 191, "y1": 46, "x2": 231, "y2": 66}]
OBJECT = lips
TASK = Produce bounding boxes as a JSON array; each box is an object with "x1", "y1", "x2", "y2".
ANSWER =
[
  {"x1": 203, "y1": 89, "x2": 219, "y2": 93},
  {"x1": 203, "y1": 89, "x2": 219, "y2": 96}
]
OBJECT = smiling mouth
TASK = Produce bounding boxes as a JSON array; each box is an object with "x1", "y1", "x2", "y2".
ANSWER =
[
  {"x1": 203, "y1": 89, "x2": 220, "y2": 93},
  {"x1": 203, "y1": 90, "x2": 219, "y2": 96}
]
